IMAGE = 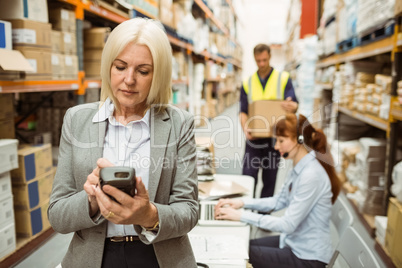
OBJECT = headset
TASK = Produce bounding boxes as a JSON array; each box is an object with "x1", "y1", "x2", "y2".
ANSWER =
[
  {"x1": 283, "y1": 113, "x2": 304, "y2": 158},
  {"x1": 296, "y1": 113, "x2": 304, "y2": 145}
]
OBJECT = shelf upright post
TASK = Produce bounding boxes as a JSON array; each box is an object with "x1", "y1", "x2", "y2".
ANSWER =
[
  {"x1": 384, "y1": 16, "x2": 402, "y2": 212},
  {"x1": 72, "y1": 1, "x2": 86, "y2": 103}
]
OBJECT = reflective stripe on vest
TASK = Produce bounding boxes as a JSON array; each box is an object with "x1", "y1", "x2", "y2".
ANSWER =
[{"x1": 243, "y1": 69, "x2": 289, "y2": 103}]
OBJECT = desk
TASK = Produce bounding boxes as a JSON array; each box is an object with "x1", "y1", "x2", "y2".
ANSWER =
[{"x1": 190, "y1": 174, "x2": 254, "y2": 268}]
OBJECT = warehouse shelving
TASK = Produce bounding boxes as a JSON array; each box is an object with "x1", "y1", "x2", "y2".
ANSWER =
[
  {"x1": 0, "y1": 0, "x2": 241, "y2": 97},
  {"x1": 337, "y1": 106, "x2": 389, "y2": 131},
  {"x1": 312, "y1": 11, "x2": 402, "y2": 266},
  {"x1": 316, "y1": 36, "x2": 394, "y2": 68}
]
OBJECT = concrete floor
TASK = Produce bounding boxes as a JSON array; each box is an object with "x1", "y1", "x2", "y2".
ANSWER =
[{"x1": 12, "y1": 103, "x2": 388, "y2": 268}]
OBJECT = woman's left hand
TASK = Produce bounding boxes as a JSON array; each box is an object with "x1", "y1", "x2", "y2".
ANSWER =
[
  {"x1": 95, "y1": 176, "x2": 158, "y2": 227},
  {"x1": 214, "y1": 206, "x2": 242, "y2": 221}
]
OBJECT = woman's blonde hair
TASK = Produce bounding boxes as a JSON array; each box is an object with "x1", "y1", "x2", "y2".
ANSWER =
[{"x1": 99, "y1": 18, "x2": 172, "y2": 112}]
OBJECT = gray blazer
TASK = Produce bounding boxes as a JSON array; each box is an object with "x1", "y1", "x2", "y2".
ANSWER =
[{"x1": 48, "y1": 102, "x2": 199, "y2": 268}]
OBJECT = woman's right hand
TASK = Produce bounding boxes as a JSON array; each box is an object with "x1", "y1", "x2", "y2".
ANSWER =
[
  {"x1": 215, "y1": 198, "x2": 244, "y2": 210},
  {"x1": 84, "y1": 158, "x2": 114, "y2": 217}
]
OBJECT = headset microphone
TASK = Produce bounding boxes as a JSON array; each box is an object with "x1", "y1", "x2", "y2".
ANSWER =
[{"x1": 282, "y1": 143, "x2": 298, "y2": 158}]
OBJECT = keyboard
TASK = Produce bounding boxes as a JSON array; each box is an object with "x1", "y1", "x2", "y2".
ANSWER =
[{"x1": 198, "y1": 200, "x2": 247, "y2": 226}]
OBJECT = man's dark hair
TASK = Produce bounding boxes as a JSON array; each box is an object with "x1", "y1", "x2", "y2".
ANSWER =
[{"x1": 253, "y1": 44, "x2": 271, "y2": 55}]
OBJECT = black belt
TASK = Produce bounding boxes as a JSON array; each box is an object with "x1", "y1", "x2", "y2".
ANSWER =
[{"x1": 107, "y1": 236, "x2": 140, "y2": 242}]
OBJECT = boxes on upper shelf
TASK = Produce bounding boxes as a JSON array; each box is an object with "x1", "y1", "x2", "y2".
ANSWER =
[
  {"x1": 8, "y1": 19, "x2": 52, "y2": 48},
  {"x1": 61, "y1": 31, "x2": 77, "y2": 55},
  {"x1": 48, "y1": 8, "x2": 76, "y2": 33},
  {"x1": 84, "y1": 27, "x2": 110, "y2": 78},
  {"x1": 14, "y1": 45, "x2": 52, "y2": 80},
  {"x1": 51, "y1": 30, "x2": 62, "y2": 53},
  {"x1": 63, "y1": 54, "x2": 79, "y2": 80},
  {"x1": 0, "y1": 139, "x2": 18, "y2": 174},
  {"x1": 0, "y1": 48, "x2": 34, "y2": 81},
  {"x1": 84, "y1": 27, "x2": 110, "y2": 49},
  {"x1": 0, "y1": 0, "x2": 49, "y2": 23},
  {"x1": 12, "y1": 167, "x2": 56, "y2": 210},
  {"x1": 11, "y1": 143, "x2": 52, "y2": 184}
]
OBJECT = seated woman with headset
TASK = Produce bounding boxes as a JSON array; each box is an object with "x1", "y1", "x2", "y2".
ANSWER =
[{"x1": 214, "y1": 113, "x2": 341, "y2": 268}]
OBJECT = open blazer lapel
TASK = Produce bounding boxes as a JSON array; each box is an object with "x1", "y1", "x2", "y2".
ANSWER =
[{"x1": 148, "y1": 108, "x2": 171, "y2": 202}]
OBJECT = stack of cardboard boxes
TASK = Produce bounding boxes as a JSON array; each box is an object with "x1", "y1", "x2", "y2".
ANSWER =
[
  {"x1": 84, "y1": 27, "x2": 111, "y2": 78},
  {"x1": 49, "y1": 7, "x2": 78, "y2": 80},
  {"x1": 385, "y1": 197, "x2": 402, "y2": 268},
  {"x1": 0, "y1": 0, "x2": 53, "y2": 81},
  {"x1": 11, "y1": 143, "x2": 54, "y2": 238},
  {"x1": 0, "y1": 0, "x2": 78, "y2": 81},
  {"x1": 0, "y1": 139, "x2": 18, "y2": 260}
]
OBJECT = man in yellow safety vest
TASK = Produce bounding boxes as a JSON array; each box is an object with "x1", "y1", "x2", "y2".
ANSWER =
[{"x1": 239, "y1": 43, "x2": 298, "y2": 198}]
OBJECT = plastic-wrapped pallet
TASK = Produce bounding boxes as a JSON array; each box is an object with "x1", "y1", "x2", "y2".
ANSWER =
[
  {"x1": 357, "y1": 0, "x2": 395, "y2": 35},
  {"x1": 295, "y1": 36, "x2": 318, "y2": 117},
  {"x1": 337, "y1": 0, "x2": 358, "y2": 42}
]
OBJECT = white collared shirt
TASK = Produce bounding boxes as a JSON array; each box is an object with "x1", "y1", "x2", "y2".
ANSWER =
[{"x1": 92, "y1": 98, "x2": 150, "y2": 237}]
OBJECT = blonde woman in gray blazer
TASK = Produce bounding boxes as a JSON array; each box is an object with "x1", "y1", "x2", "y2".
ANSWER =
[{"x1": 48, "y1": 18, "x2": 199, "y2": 268}]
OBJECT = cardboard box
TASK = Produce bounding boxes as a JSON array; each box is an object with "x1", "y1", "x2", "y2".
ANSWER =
[
  {"x1": 48, "y1": 8, "x2": 76, "y2": 33},
  {"x1": 0, "y1": 20, "x2": 12, "y2": 50},
  {"x1": 84, "y1": 60, "x2": 101, "y2": 77},
  {"x1": 385, "y1": 198, "x2": 402, "y2": 267},
  {"x1": 0, "y1": 0, "x2": 49, "y2": 23},
  {"x1": 0, "y1": 172, "x2": 12, "y2": 200},
  {"x1": 51, "y1": 30, "x2": 62, "y2": 53},
  {"x1": 84, "y1": 49, "x2": 103, "y2": 61},
  {"x1": 0, "y1": 139, "x2": 18, "y2": 174},
  {"x1": 63, "y1": 54, "x2": 78, "y2": 80},
  {"x1": 14, "y1": 198, "x2": 50, "y2": 237},
  {"x1": 61, "y1": 31, "x2": 77, "y2": 55},
  {"x1": 0, "y1": 196, "x2": 14, "y2": 228},
  {"x1": 51, "y1": 53, "x2": 64, "y2": 78},
  {"x1": 9, "y1": 19, "x2": 52, "y2": 48},
  {"x1": 11, "y1": 143, "x2": 52, "y2": 184},
  {"x1": 0, "y1": 48, "x2": 34, "y2": 80},
  {"x1": 14, "y1": 45, "x2": 52, "y2": 80},
  {"x1": 396, "y1": 0, "x2": 402, "y2": 15},
  {"x1": 0, "y1": 222, "x2": 16, "y2": 260},
  {"x1": 12, "y1": 167, "x2": 55, "y2": 210},
  {"x1": 247, "y1": 100, "x2": 287, "y2": 138},
  {"x1": 84, "y1": 27, "x2": 110, "y2": 49}
]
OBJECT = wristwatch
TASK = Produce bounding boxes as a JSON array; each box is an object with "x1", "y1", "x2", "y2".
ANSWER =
[{"x1": 145, "y1": 221, "x2": 159, "y2": 232}]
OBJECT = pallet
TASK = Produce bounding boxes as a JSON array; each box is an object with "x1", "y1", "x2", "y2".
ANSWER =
[
  {"x1": 359, "y1": 21, "x2": 395, "y2": 46},
  {"x1": 336, "y1": 36, "x2": 360, "y2": 54}
]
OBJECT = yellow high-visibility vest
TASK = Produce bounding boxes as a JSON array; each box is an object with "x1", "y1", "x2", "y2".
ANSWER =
[{"x1": 243, "y1": 69, "x2": 289, "y2": 103}]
